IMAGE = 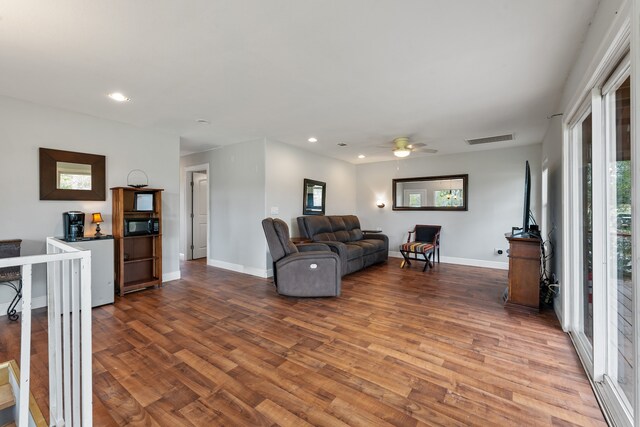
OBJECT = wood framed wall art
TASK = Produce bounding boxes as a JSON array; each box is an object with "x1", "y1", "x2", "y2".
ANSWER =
[{"x1": 39, "y1": 147, "x2": 106, "y2": 201}]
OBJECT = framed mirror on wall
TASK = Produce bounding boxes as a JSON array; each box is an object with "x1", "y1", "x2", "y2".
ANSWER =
[
  {"x1": 39, "y1": 147, "x2": 106, "y2": 200},
  {"x1": 303, "y1": 178, "x2": 326, "y2": 215},
  {"x1": 392, "y1": 174, "x2": 468, "y2": 211}
]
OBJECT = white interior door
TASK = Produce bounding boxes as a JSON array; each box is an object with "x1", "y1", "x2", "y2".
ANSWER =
[{"x1": 192, "y1": 172, "x2": 208, "y2": 259}]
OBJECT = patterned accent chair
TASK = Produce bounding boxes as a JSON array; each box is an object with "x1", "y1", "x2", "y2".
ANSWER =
[
  {"x1": 399, "y1": 225, "x2": 441, "y2": 272},
  {"x1": 262, "y1": 218, "x2": 341, "y2": 297}
]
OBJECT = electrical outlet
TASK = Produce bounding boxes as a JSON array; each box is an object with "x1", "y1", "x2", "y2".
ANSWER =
[{"x1": 494, "y1": 248, "x2": 504, "y2": 255}]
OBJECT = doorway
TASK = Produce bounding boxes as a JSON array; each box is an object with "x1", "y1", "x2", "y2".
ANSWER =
[
  {"x1": 191, "y1": 171, "x2": 208, "y2": 259},
  {"x1": 183, "y1": 164, "x2": 210, "y2": 262}
]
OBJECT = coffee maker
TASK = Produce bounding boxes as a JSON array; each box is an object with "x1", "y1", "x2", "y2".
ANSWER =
[{"x1": 63, "y1": 211, "x2": 85, "y2": 241}]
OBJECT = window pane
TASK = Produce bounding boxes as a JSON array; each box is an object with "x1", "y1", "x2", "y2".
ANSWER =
[
  {"x1": 580, "y1": 113, "x2": 594, "y2": 343},
  {"x1": 608, "y1": 76, "x2": 633, "y2": 409}
]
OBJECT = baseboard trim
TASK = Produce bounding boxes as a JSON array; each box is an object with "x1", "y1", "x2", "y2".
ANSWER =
[
  {"x1": 0, "y1": 295, "x2": 47, "y2": 316},
  {"x1": 554, "y1": 294, "x2": 565, "y2": 331},
  {"x1": 208, "y1": 258, "x2": 269, "y2": 278},
  {"x1": 204, "y1": 253, "x2": 507, "y2": 280},
  {"x1": 163, "y1": 270, "x2": 181, "y2": 283},
  {"x1": 388, "y1": 251, "x2": 508, "y2": 270}
]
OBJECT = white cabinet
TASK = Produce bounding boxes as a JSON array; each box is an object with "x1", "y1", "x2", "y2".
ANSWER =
[{"x1": 67, "y1": 238, "x2": 115, "y2": 307}]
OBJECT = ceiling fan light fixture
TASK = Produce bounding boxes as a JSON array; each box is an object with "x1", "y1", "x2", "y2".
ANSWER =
[{"x1": 393, "y1": 148, "x2": 411, "y2": 158}]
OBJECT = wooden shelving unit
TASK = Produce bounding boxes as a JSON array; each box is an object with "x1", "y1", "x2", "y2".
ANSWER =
[
  {"x1": 112, "y1": 187, "x2": 163, "y2": 295},
  {"x1": 504, "y1": 233, "x2": 542, "y2": 310}
]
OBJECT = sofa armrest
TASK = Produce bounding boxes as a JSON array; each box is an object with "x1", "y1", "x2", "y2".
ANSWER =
[
  {"x1": 363, "y1": 233, "x2": 389, "y2": 249},
  {"x1": 275, "y1": 251, "x2": 342, "y2": 296},
  {"x1": 313, "y1": 241, "x2": 348, "y2": 276},
  {"x1": 277, "y1": 250, "x2": 339, "y2": 265},
  {"x1": 314, "y1": 241, "x2": 347, "y2": 256},
  {"x1": 296, "y1": 243, "x2": 331, "y2": 252}
]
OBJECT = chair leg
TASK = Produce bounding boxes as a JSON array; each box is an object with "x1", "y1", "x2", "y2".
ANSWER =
[
  {"x1": 421, "y1": 251, "x2": 434, "y2": 272},
  {"x1": 400, "y1": 250, "x2": 411, "y2": 268}
]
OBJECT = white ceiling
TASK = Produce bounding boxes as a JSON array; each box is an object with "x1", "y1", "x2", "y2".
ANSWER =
[{"x1": 0, "y1": 1, "x2": 598, "y2": 163}]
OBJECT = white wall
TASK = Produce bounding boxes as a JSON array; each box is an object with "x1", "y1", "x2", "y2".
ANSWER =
[
  {"x1": 183, "y1": 138, "x2": 536, "y2": 274},
  {"x1": 541, "y1": 0, "x2": 627, "y2": 322},
  {"x1": 541, "y1": 117, "x2": 563, "y2": 280},
  {"x1": 355, "y1": 145, "x2": 542, "y2": 269},
  {"x1": 265, "y1": 139, "x2": 357, "y2": 236},
  {"x1": 179, "y1": 138, "x2": 356, "y2": 278},
  {"x1": 181, "y1": 139, "x2": 267, "y2": 276},
  {"x1": 0, "y1": 95, "x2": 181, "y2": 311}
]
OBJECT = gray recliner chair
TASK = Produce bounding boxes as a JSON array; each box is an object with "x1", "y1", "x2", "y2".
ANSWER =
[{"x1": 262, "y1": 218, "x2": 341, "y2": 297}]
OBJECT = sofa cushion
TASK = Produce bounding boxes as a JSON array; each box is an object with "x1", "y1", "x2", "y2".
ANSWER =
[
  {"x1": 273, "y1": 218, "x2": 298, "y2": 255},
  {"x1": 344, "y1": 244, "x2": 364, "y2": 261},
  {"x1": 349, "y1": 229, "x2": 364, "y2": 241},
  {"x1": 342, "y1": 215, "x2": 361, "y2": 231},
  {"x1": 299, "y1": 216, "x2": 332, "y2": 239},
  {"x1": 327, "y1": 217, "x2": 350, "y2": 242},
  {"x1": 352, "y1": 239, "x2": 386, "y2": 254}
]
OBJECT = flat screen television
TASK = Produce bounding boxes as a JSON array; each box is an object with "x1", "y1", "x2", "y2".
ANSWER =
[{"x1": 522, "y1": 160, "x2": 531, "y2": 234}]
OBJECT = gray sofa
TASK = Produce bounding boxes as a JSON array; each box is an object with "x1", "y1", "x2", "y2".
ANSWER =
[
  {"x1": 297, "y1": 215, "x2": 389, "y2": 276},
  {"x1": 262, "y1": 218, "x2": 341, "y2": 297}
]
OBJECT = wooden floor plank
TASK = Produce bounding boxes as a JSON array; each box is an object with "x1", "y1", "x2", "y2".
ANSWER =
[{"x1": 0, "y1": 260, "x2": 605, "y2": 426}]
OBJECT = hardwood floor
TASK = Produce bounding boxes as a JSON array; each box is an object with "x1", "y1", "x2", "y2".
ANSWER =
[{"x1": 0, "y1": 260, "x2": 604, "y2": 426}]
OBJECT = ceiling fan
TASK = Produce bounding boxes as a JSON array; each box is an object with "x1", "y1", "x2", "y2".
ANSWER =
[{"x1": 382, "y1": 137, "x2": 438, "y2": 158}]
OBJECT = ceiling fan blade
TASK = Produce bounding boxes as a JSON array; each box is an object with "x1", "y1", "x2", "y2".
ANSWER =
[
  {"x1": 375, "y1": 143, "x2": 394, "y2": 149},
  {"x1": 407, "y1": 142, "x2": 426, "y2": 149},
  {"x1": 414, "y1": 148, "x2": 438, "y2": 154}
]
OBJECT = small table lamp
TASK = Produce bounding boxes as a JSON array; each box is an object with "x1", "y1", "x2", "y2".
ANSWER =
[{"x1": 91, "y1": 213, "x2": 104, "y2": 237}]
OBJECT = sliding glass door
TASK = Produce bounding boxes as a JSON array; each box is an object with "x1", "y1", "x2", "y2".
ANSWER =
[
  {"x1": 604, "y1": 71, "x2": 634, "y2": 415},
  {"x1": 566, "y1": 55, "x2": 634, "y2": 425},
  {"x1": 571, "y1": 109, "x2": 594, "y2": 357}
]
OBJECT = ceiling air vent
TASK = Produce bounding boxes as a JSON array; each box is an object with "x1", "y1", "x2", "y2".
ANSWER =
[{"x1": 465, "y1": 133, "x2": 514, "y2": 145}]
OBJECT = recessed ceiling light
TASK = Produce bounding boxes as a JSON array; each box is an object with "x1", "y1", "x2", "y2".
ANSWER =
[
  {"x1": 308, "y1": 137, "x2": 318, "y2": 143},
  {"x1": 107, "y1": 92, "x2": 130, "y2": 102},
  {"x1": 358, "y1": 154, "x2": 365, "y2": 159}
]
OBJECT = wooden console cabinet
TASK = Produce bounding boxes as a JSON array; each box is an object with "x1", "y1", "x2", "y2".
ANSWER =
[
  {"x1": 505, "y1": 233, "x2": 541, "y2": 310},
  {"x1": 112, "y1": 187, "x2": 163, "y2": 295}
]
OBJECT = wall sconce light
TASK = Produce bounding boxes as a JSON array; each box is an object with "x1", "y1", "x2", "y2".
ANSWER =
[{"x1": 376, "y1": 200, "x2": 386, "y2": 208}]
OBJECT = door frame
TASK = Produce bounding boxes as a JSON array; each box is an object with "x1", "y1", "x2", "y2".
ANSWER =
[{"x1": 183, "y1": 163, "x2": 210, "y2": 262}]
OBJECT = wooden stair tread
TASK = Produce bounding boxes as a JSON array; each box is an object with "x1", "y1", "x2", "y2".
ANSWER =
[
  {"x1": 0, "y1": 383, "x2": 15, "y2": 411},
  {"x1": 1, "y1": 422, "x2": 16, "y2": 427}
]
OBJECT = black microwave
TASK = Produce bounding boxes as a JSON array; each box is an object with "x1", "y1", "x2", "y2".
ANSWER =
[{"x1": 124, "y1": 218, "x2": 160, "y2": 236}]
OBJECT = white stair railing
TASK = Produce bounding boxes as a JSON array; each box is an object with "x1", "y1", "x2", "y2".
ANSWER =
[{"x1": 0, "y1": 237, "x2": 92, "y2": 427}]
